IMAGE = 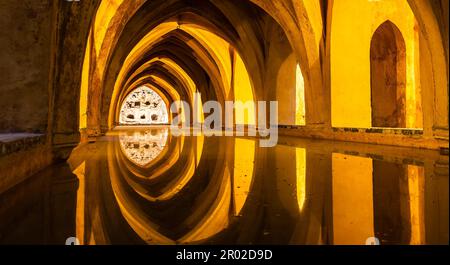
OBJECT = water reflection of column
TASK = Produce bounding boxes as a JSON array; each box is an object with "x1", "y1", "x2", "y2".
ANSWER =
[
  {"x1": 373, "y1": 161, "x2": 411, "y2": 244},
  {"x1": 47, "y1": 163, "x2": 79, "y2": 244},
  {"x1": 83, "y1": 144, "x2": 111, "y2": 245},
  {"x1": 374, "y1": 161, "x2": 428, "y2": 245},
  {"x1": 424, "y1": 159, "x2": 449, "y2": 244},
  {"x1": 266, "y1": 145, "x2": 298, "y2": 244},
  {"x1": 72, "y1": 162, "x2": 85, "y2": 244},
  {"x1": 0, "y1": 168, "x2": 50, "y2": 244},
  {"x1": 407, "y1": 165, "x2": 425, "y2": 245},
  {"x1": 230, "y1": 137, "x2": 265, "y2": 244},
  {"x1": 291, "y1": 151, "x2": 332, "y2": 245}
]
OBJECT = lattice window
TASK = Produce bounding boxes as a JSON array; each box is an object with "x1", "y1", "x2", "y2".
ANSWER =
[{"x1": 119, "y1": 86, "x2": 169, "y2": 125}]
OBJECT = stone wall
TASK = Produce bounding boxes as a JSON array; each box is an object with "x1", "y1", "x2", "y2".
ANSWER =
[{"x1": 0, "y1": 0, "x2": 54, "y2": 133}]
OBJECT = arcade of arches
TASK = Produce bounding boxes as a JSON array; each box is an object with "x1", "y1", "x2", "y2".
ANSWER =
[{"x1": 0, "y1": 0, "x2": 448, "y2": 245}]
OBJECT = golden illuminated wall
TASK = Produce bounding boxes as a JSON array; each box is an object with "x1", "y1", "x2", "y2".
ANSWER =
[
  {"x1": 275, "y1": 145, "x2": 301, "y2": 215},
  {"x1": 331, "y1": 0, "x2": 421, "y2": 129},
  {"x1": 406, "y1": 165, "x2": 425, "y2": 245}
]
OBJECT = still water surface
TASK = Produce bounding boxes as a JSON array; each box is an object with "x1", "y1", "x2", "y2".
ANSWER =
[{"x1": 0, "y1": 127, "x2": 448, "y2": 245}]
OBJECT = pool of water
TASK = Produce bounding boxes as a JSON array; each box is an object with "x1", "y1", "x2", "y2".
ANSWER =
[{"x1": 0, "y1": 127, "x2": 448, "y2": 245}]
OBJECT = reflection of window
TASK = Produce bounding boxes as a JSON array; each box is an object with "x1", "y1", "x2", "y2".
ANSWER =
[
  {"x1": 119, "y1": 86, "x2": 169, "y2": 125},
  {"x1": 119, "y1": 129, "x2": 168, "y2": 166}
]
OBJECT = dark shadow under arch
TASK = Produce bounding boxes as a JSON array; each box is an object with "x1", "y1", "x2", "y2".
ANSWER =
[{"x1": 370, "y1": 20, "x2": 407, "y2": 128}]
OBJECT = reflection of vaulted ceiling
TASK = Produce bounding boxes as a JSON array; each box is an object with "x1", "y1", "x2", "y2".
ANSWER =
[
  {"x1": 104, "y1": 129, "x2": 255, "y2": 244},
  {"x1": 81, "y1": 0, "x2": 283, "y2": 130}
]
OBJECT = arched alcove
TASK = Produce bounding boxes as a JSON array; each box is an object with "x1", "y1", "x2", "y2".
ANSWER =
[
  {"x1": 370, "y1": 21, "x2": 407, "y2": 128},
  {"x1": 119, "y1": 86, "x2": 169, "y2": 125}
]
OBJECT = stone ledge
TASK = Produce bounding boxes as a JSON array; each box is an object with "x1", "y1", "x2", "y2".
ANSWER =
[
  {"x1": 331, "y1": 127, "x2": 424, "y2": 135},
  {"x1": 278, "y1": 126, "x2": 445, "y2": 150},
  {"x1": 0, "y1": 133, "x2": 46, "y2": 157}
]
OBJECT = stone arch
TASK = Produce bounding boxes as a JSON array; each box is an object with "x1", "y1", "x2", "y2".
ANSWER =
[
  {"x1": 407, "y1": 0, "x2": 448, "y2": 136},
  {"x1": 75, "y1": 0, "x2": 313, "y2": 135}
]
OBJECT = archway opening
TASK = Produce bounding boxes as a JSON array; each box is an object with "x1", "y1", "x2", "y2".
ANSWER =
[
  {"x1": 119, "y1": 86, "x2": 169, "y2": 125},
  {"x1": 370, "y1": 21, "x2": 407, "y2": 128}
]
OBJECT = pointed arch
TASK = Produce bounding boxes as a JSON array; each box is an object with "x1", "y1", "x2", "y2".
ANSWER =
[
  {"x1": 119, "y1": 86, "x2": 169, "y2": 125},
  {"x1": 370, "y1": 20, "x2": 407, "y2": 128}
]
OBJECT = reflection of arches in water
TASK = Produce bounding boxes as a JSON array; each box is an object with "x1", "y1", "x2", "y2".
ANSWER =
[
  {"x1": 331, "y1": 153, "x2": 425, "y2": 245},
  {"x1": 115, "y1": 131, "x2": 197, "y2": 202},
  {"x1": 119, "y1": 86, "x2": 169, "y2": 125},
  {"x1": 106, "y1": 136, "x2": 256, "y2": 244},
  {"x1": 119, "y1": 129, "x2": 169, "y2": 166}
]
